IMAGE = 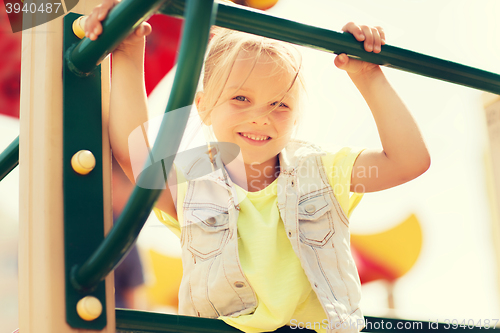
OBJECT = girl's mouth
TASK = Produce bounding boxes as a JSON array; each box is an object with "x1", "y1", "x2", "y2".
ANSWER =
[{"x1": 238, "y1": 132, "x2": 271, "y2": 146}]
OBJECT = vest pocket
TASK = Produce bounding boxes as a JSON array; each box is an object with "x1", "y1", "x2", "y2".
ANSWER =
[
  {"x1": 298, "y1": 195, "x2": 335, "y2": 247},
  {"x1": 185, "y1": 208, "x2": 230, "y2": 260}
]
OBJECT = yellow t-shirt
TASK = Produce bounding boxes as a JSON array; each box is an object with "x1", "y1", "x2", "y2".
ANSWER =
[{"x1": 154, "y1": 147, "x2": 364, "y2": 332}]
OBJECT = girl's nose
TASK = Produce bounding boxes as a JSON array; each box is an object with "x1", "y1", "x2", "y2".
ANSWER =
[
  {"x1": 252, "y1": 115, "x2": 270, "y2": 126},
  {"x1": 249, "y1": 107, "x2": 271, "y2": 126}
]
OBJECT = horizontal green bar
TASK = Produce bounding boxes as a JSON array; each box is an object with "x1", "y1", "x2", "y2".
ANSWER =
[
  {"x1": 67, "y1": 0, "x2": 166, "y2": 75},
  {"x1": 160, "y1": 0, "x2": 500, "y2": 95},
  {"x1": 71, "y1": 0, "x2": 215, "y2": 290},
  {"x1": 116, "y1": 309, "x2": 240, "y2": 332},
  {"x1": 116, "y1": 310, "x2": 500, "y2": 333},
  {"x1": 0, "y1": 136, "x2": 19, "y2": 182}
]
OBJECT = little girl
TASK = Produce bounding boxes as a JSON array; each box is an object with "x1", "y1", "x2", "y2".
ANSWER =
[{"x1": 85, "y1": 1, "x2": 430, "y2": 332}]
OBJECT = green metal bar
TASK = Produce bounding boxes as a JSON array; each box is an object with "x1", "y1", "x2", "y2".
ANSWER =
[
  {"x1": 66, "y1": 0, "x2": 167, "y2": 75},
  {"x1": 71, "y1": 0, "x2": 216, "y2": 291},
  {"x1": 116, "y1": 309, "x2": 241, "y2": 332},
  {"x1": 0, "y1": 136, "x2": 19, "y2": 182},
  {"x1": 115, "y1": 309, "x2": 500, "y2": 332},
  {"x1": 160, "y1": 0, "x2": 500, "y2": 95},
  {"x1": 63, "y1": 12, "x2": 107, "y2": 328}
]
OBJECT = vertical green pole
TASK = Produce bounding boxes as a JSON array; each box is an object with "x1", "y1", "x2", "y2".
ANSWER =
[{"x1": 63, "y1": 12, "x2": 107, "y2": 329}]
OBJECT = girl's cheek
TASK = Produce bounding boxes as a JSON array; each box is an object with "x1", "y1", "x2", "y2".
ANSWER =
[
  {"x1": 232, "y1": 110, "x2": 255, "y2": 124},
  {"x1": 274, "y1": 112, "x2": 295, "y2": 125}
]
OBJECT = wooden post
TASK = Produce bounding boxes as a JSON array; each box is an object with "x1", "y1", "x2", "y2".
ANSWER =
[
  {"x1": 482, "y1": 92, "x2": 500, "y2": 307},
  {"x1": 18, "y1": 1, "x2": 115, "y2": 332}
]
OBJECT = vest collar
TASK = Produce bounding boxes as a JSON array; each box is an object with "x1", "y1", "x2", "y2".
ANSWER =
[
  {"x1": 181, "y1": 140, "x2": 326, "y2": 184},
  {"x1": 278, "y1": 139, "x2": 326, "y2": 173}
]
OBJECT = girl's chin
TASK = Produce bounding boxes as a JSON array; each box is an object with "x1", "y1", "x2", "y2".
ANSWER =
[{"x1": 239, "y1": 153, "x2": 279, "y2": 166}]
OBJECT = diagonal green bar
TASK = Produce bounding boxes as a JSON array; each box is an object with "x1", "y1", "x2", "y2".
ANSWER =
[
  {"x1": 160, "y1": 0, "x2": 500, "y2": 95},
  {"x1": 71, "y1": 0, "x2": 216, "y2": 291},
  {"x1": 67, "y1": 0, "x2": 167, "y2": 75},
  {"x1": 0, "y1": 136, "x2": 19, "y2": 182}
]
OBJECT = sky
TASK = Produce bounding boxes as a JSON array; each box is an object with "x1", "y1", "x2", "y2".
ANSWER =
[{"x1": 1, "y1": 0, "x2": 500, "y2": 329}]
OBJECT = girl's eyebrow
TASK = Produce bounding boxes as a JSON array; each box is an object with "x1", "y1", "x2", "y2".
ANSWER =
[
  {"x1": 225, "y1": 86, "x2": 295, "y2": 104},
  {"x1": 227, "y1": 86, "x2": 254, "y2": 93},
  {"x1": 226, "y1": 86, "x2": 292, "y2": 99}
]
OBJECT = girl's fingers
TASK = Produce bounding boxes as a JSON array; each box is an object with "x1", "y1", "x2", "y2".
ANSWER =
[
  {"x1": 342, "y1": 22, "x2": 387, "y2": 53},
  {"x1": 342, "y1": 22, "x2": 365, "y2": 41},
  {"x1": 142, "y1": 22, "x2": 152, "y2": 36},
  {"x1": 334, "y1": 53, "x2": 349, "y2": 69},
  {"x1": 84, "y1": 0, "x2": 120, "y2": 40},
  {"x1": 84, "y1": 15, "x2": 96, "y2": 38},
  {"x1": 98, "y1": 0, "x2": 119, "y2": 20},
  {"x1": 375, "y1": 26, "x2": 386, "y2": 45},
  {"x1": 85, "y1": 6, "x2": 101, "y2": 36},
  {"x1": 84, "y1": 0, "x2": 150, "y2": 42},
  {"x1": 371, "y1": 27, "x2": 381, "y2": 53},
  {"x1": 88, "y1": 19, "x2": 101, "y2": 40},
  {"x1": 360, "y1": 25, "x2": 373, "y2": 52},
  {"x1": 133, "y1": 22, "x2": 152, "y2": 38},
  {"x1": 93, "y1": 21, "x2": 102, "y2": 36},
  {"x1": 97, "y1": 5, "x2": 108, "y2": 20}
]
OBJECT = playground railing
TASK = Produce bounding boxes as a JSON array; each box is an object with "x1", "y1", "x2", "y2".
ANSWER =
[
  {"x1": 68, "y1": 0, "x2": 500, "y2": 293},
  {"x1": 3, "y1": 0, "x2": 500, "y2": 186},
  {"x1": 4, "y1": 0, "x2": 500, "y2": 330}
]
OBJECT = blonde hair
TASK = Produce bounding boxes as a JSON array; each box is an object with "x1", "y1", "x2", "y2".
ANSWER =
[{"x1": 198, "y1": 27, "x2": 306, "y2": 126}]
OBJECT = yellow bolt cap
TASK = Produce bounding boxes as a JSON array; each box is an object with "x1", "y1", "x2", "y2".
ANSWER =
[
  {"x1": 76, "y1": 296, "x2": 102, "y2": 321},
  {"x1": 245, "y1": 0, "x2": 279, "y2": 10},
  {"x1": 71, "y1": 150, "x2": 96, "y2": 175},
  {"x1": 72, "y1": 16, "x2": 87, "y2": 39}
]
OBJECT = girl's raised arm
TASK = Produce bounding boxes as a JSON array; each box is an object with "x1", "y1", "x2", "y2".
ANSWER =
[
  {"x1": 334, "y1": 22, "x2": 431, "y2": 193},
  {"x1": 84, "y1": 0, "x2": 178, "y2": 220}
]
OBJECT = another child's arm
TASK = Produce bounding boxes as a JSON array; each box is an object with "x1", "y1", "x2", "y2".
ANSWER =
[
  {"x1": 334, "y1": 22, "x2": 431, "y2": 193},
  {"x1": 84, "y1": 0, "x2": 178, "y2": 219}
]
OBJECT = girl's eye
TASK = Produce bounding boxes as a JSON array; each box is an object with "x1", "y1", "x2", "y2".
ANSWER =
[
  {"x1": 233, "y1": 96, "x2": 248, "y2": 102},
  {"x1": 271, "y1": 101, "x2": 289, "y2": 108}
]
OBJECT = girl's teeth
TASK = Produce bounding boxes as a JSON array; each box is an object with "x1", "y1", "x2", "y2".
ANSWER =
[{"x1": 241, "y1": 133, "x2": 269, "y2": 141}]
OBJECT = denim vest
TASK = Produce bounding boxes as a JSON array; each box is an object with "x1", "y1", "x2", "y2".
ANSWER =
[{"x1": 177, "y1": 140, "x2": 364, "y2": 332}]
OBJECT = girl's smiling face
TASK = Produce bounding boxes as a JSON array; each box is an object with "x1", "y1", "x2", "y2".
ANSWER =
[{"x1": 198, "y1": 50, "x2": 301, "y2": 167}]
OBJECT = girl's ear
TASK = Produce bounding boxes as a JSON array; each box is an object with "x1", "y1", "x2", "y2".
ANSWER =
[{"x1": 195, "y1": 92, "x2": 212, "y2": 126}]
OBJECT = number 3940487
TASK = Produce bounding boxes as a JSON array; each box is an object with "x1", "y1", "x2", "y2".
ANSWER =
[
  {"x1": 443, "y1": 319, "x2": 499, "y2": 329},
  {"x1": 5, "y1": 2, "x2": 61, "y2": 14}
]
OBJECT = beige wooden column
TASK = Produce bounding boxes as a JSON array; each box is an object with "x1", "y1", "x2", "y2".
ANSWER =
[
  {"x1": 482, "y1": 92, "x2": 500, "y2": 306},
  {"x1": 18, "y1": 1, "x2": 115, "y2": 332}
]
